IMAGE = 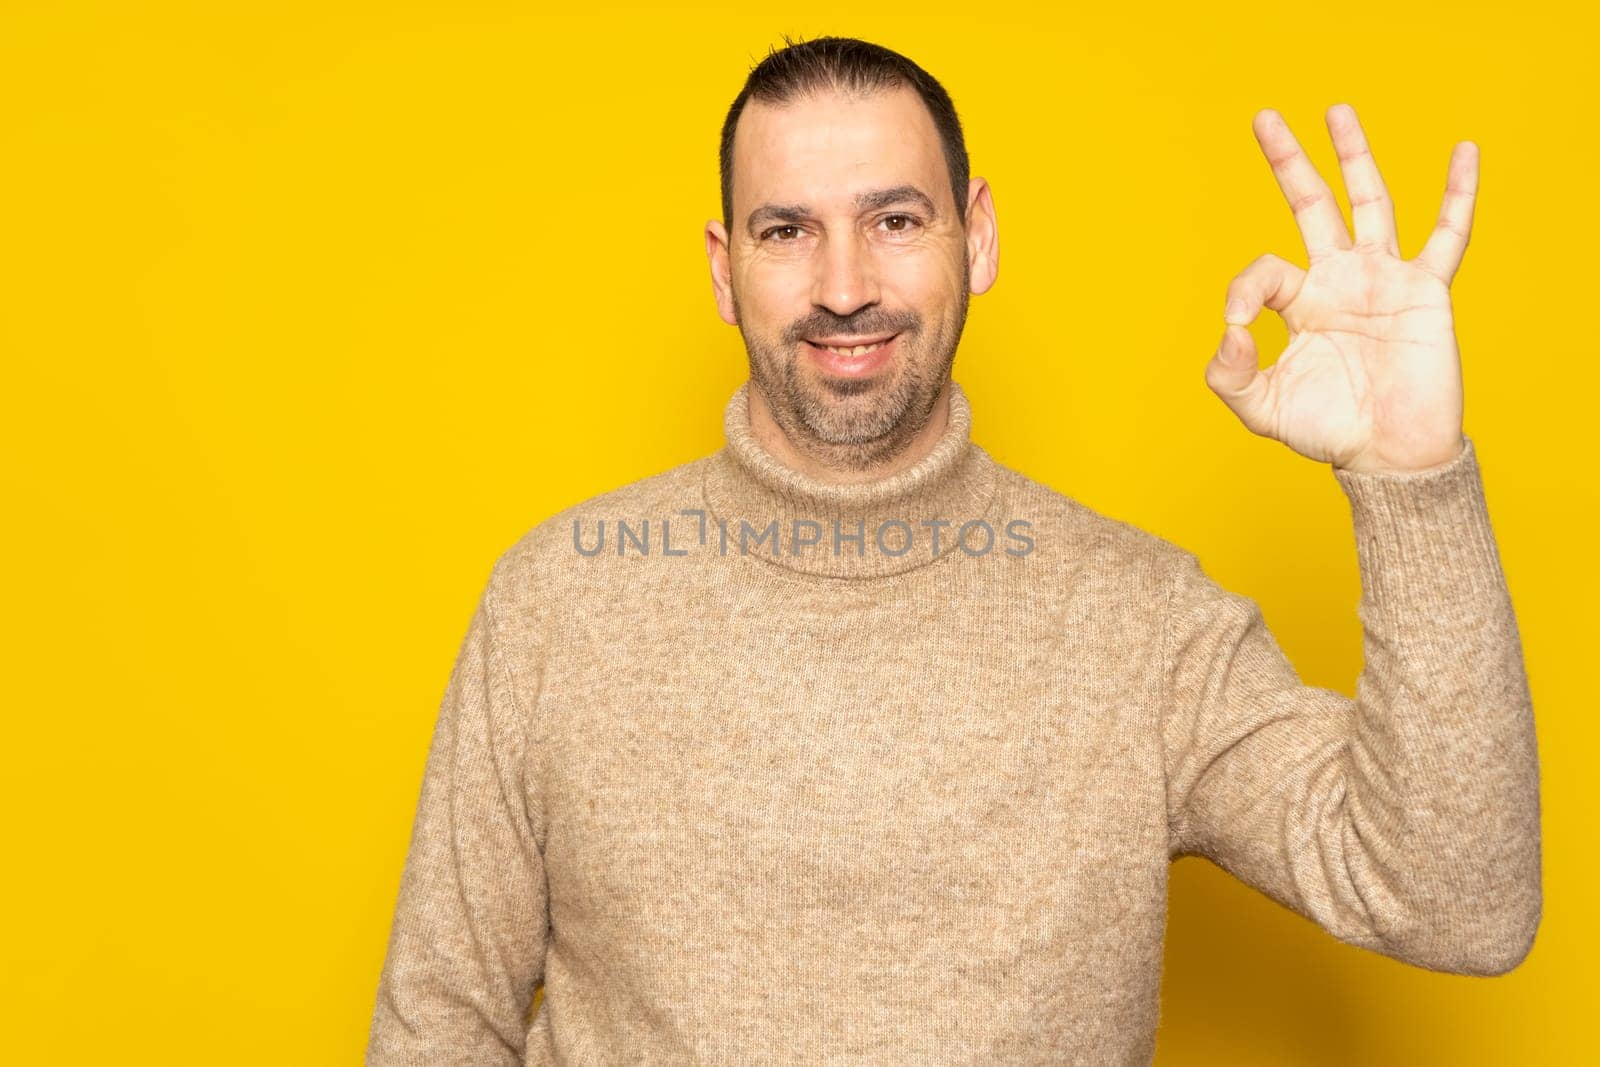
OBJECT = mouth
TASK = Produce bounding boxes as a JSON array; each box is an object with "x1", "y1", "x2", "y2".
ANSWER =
[{"x1": 802, "y1": 333, "x2": 900, "y2": 378}]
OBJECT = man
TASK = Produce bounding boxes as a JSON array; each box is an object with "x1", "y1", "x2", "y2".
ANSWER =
[{"x1": 367, "y1": 35, "x2": 1541, "y2": 1065}]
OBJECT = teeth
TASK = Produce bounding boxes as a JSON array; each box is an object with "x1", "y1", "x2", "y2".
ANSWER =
[{"x1": 820, "y1": 341, "x2": 887, "y2": 356}]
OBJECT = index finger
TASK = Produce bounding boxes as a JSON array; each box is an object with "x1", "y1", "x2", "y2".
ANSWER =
[{"x1": 1253, "y1": 108, "x2": 1353, "y2": 261}]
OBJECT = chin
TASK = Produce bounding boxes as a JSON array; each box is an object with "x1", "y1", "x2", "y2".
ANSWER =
[{"x1": 811, "y1": 371, "x2": 888, "y2": 399}]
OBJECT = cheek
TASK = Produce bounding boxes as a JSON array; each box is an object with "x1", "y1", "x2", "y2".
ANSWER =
[
  {"x1": 738, "y1": 265, "x2": 811, "y2": 326},
  {"x1": 884, "y1": 256, "x2": 961, "y2": 313}
]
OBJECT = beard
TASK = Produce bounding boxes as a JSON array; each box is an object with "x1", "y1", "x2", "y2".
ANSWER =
[{"x1": 733, "y1": 263, "x2": 970, "y2": 474}]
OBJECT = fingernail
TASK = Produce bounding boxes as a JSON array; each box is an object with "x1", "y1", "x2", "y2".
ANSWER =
[{"x1": 1224, "y1": 299, "x2": 1250, "y2": 324}]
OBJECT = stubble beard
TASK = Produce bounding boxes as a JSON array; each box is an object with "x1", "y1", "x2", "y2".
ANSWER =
[{"x1": 735, "y1": 279, "x2": 970, "y2": 475}]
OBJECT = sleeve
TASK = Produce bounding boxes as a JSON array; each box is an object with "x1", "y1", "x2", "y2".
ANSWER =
[
  {"x1": 1159, "y1": 435, "x2": 1542, "y2": 976},
  {"x1": 367, "y1": 582, "x2": 549, "y2": 1064}
]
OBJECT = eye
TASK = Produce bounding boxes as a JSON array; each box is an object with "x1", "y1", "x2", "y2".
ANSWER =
[
  {"x1": 881, "y1": 213, "x2": 923, "y2": 235},
  {"x1": 760, "y1": 225, "x2": 802, "y2": 241}
]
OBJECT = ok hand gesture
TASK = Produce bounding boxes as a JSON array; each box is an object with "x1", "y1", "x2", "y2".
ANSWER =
[{"x1": 1206, "y1": 104, "x2": 1473, "y2": 474}]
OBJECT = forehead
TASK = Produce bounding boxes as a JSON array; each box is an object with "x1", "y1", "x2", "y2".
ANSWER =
[{"x1": 731, "y1": 85, "x2": 946, "y2": 216}]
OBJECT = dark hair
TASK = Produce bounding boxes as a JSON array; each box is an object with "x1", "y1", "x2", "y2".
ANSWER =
[{"x1": 718, "y1": 35, "x2": 970, "y2": 233}]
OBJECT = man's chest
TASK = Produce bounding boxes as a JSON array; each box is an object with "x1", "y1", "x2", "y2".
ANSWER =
[{"x1": 526, "y1": 575, "x2": 1171, "y2": 938}]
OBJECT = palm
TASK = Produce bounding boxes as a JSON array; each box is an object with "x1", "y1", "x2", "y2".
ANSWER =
[
  {"x1": 1207, "y1": 105, "x2": 1477, "y2": 474},
  {"x1": 1258, "y1": 250, "x2": 1460, "y2": 465}
]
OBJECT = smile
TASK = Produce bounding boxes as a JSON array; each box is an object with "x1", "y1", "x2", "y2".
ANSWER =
[
  {"x1": 803, "y1": 333, "x2": 900, "y2": 377},
  {"x1": 812, "y1": 339, "x2": 891, "y2": 356}
]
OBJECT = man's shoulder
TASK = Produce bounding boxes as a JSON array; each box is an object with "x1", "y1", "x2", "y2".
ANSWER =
[
  {"x1": 484, "y1": 450, "x2": 715, "y2": 595},
  {"x1": 989, "y1": 454, "x2": 1189, "y2": 573}
]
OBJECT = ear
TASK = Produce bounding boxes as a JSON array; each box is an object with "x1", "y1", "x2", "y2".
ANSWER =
[
  {"x1": 705, "y1": 219, "x2": 738, "y2": 326},
  {"x1": 964, "y1": 177, "x2": 999, "y2": 295}
]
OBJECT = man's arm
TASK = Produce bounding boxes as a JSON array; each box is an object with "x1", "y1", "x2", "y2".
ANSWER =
[
  {"x1": 367, "y1": 579, "x2": 548, "y2": 1064},
  {"x1": 1160, "y1": 435, "x2": 1542, "y2": 975}
]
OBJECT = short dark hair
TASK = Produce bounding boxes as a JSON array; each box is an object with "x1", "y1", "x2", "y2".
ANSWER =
[{"x1": 718, "y1": 35, "x2": 970, "y2": 234}]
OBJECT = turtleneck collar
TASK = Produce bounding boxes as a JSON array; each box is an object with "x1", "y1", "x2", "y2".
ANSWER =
[{"x1": 701, "y1": 379, "x2": 1002, "y2": 579}]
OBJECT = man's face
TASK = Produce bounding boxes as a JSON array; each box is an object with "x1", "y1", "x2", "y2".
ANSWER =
[{"x1": 709, "y1": 85, "x2": 992, "y2": 469}]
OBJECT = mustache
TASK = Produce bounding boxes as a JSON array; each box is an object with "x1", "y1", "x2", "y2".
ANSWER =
[{"x1": 790, "y1": 315, "x2": 917, "y2": 342}]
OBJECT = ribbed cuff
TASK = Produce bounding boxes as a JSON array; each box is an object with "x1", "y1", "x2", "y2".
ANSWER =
[{"x1": 1331, "y1": 435, "x2": 1509, "y2": 616}]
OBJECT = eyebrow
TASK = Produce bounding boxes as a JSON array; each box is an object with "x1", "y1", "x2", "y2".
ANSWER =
[{"x1": 746, "y1": 184, "x2": 939, "y2": 236}]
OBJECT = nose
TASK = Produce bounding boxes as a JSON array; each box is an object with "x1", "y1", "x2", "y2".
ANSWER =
[{"x1": 809, "y1": 229, "x2": 880, "y2": 318}]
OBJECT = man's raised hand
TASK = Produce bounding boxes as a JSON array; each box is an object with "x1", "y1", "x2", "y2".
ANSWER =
[{"x1": 1204, "y1": 103, "x2": 1472, "y2": 474}]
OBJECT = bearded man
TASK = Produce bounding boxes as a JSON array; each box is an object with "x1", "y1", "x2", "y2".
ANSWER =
[{"x1": 368, "y1": 34, "x2": 1540, "y2": 1065}]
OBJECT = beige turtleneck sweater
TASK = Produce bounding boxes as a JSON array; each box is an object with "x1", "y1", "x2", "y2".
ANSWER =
[{"x1": 366, "y1": 380, "x2": 1541, "y2": 1065}]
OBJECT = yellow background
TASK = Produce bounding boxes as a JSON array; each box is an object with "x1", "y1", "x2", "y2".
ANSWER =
[{"x1": 3, "y1": 1, "x2": 1593, "y2": 1061}]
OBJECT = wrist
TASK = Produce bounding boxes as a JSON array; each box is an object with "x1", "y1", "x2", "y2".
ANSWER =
[{"x1": 1334, "y1": 434, "x2": 1467, "y2": 476}]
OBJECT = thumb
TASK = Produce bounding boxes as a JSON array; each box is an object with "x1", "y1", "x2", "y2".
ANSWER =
[{"x1": 1204, "y1": 324, "x2": 1274, "y2": 436}]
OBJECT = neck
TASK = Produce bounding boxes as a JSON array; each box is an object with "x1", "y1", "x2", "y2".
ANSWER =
[
  {"x1": 702, "y1": 377, "x2": 1002, "y2": 580},
  {"x1": 745, "y1": 379, "x2": 954, "y2": 485}
]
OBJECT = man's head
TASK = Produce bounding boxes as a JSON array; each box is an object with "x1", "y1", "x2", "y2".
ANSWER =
[{"x1": 705, "y1": 36, "x2": 999, "y2": 474}]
